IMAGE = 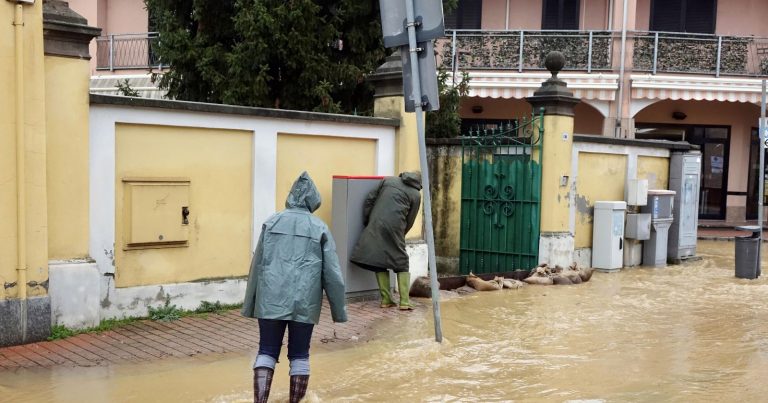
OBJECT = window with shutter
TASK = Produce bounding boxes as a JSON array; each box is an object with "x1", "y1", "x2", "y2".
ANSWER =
[
  {"x1": 444, "y1": 0, "x2": 483, "y2": 30},
  {"x1": 541, "y1": 0, "x2": 580, "y2": 30},
  {"x1": 650, "y1": 0, "x2": 716, "y2": 34}
]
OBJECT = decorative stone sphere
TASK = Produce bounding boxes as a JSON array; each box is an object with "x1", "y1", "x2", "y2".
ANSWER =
[{"x1": 544, "y1": 51, "x2": 566, "y2": 75}]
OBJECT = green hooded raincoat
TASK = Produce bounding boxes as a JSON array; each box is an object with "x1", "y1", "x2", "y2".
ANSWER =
[
  {"x1": 241, "y1": 172, "x2": 347, "y2": 324},
  {"x1": 349, "y1": 172, "x2": 422, "y2": 273}
]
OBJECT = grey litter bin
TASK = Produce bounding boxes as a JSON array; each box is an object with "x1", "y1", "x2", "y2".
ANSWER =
[{"x1": 735, "y1": 225, "x2": 761, "y2": 280}]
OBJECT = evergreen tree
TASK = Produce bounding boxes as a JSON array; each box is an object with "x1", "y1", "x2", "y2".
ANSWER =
[{"x1": 146, "y1": 0, "x2": 457, "y2": 114}]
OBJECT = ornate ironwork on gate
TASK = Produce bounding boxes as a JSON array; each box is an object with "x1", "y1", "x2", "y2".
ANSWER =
[{"x1": 459, "y1": 109, "x2": 544, "y2": 274}]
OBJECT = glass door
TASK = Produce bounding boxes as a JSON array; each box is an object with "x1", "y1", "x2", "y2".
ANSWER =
[{"x1": 687, "y1": 127, "x2": 730, "y2": 220}]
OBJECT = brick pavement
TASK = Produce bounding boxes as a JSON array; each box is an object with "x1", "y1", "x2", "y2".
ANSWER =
[{"x1": 0, "y1": 299, "x2": 419, "y2": 371}]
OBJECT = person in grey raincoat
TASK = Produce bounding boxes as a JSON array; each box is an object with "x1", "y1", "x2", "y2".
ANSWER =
[
  {"x1": 242, "y1": 171, "x2": 347, "y2": 403},
  {"x1": 350, "y1": 171, "x2": 422, "y2": 310}
]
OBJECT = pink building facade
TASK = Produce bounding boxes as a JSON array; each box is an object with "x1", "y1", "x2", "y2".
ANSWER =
[{"x1": 443, "y1": 0, "x2": 768, "y2": 224}]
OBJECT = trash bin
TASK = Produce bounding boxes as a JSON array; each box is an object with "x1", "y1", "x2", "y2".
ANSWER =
[{"x1": 734, "y1": 225, "x2": 761, "y2": 280}]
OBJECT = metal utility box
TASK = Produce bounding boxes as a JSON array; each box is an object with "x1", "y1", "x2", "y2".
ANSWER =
[
  {"x1": 641, "y1": 190, "x2": 675, "y2": 219},
  {"x1": 641, "y1": 190, "x2": 676, "y2": 267},
  {"x1": 626, "y1": 179, "x2": 649, "y2": 206},
  {"x1": 592, "y1": 201, "x2": 627, "y2": 272},
  {"x1": 122, "y1": 179, "x2": 190, "y2": 249},
  {"x1": 625, "y1": 213, "x2": 651, "y2": 240},
  {"x1": 668, "y1": 151, "x2": 701, "y2": 262},
  {"x1": 331, "y1": 176, "x2": 388, "y2": 297}
]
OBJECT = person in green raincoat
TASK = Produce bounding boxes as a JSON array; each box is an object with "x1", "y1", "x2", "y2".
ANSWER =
[
  {"x1": 350, "y1": 171, "x2": 422, "y2": 310},
  {"x1": 242, "y1": 172, "x2": 347, "y2": 403}
]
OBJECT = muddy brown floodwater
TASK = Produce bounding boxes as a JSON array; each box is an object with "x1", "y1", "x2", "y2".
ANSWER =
[{"x1": 2, "y1": 240, "x2": 768, "y2": 402}]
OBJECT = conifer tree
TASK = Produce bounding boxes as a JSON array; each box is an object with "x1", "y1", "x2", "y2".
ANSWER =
[{"x1": 145, "y1": 0, "x2": 457, "y2": 114}]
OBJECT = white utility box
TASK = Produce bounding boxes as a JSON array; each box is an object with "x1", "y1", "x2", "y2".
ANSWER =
[
  {"x1": 592, "y1": 201, "x2": 627, "y2": 272},
  {"x1": 626, "y1": 179, "x2": 649, "y2": 206}
]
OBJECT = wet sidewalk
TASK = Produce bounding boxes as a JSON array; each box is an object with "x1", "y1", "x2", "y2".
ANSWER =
[
  {"x1": 697, "y1": 226, "x2": 768, "y2": 240},
  {"x1": 0, "y1": 299, "x2": 419, "y2": 371}
]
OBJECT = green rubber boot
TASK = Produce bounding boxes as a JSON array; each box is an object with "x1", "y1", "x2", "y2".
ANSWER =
[
  {"x1": 397, "y1": 272, "x2": 413, "y2": 310},
  {"x1": 376, "y1": 271, "x2": 396, "y2": 308}
]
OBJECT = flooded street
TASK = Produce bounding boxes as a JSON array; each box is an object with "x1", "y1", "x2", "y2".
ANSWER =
[{"x1": 2, "y1": 240, "x2": 768, "y2": 402}]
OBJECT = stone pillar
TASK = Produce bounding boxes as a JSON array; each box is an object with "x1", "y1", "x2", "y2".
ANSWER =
[
  {"x1": 526, "y1": 52, "x2": 580, "y2": 268},
  {"x1": 43, "y1": 0, "x2": 101, "y2": 331},
  {"x1": 369, "y1": 53, "x2": 423, "y2": 241}
]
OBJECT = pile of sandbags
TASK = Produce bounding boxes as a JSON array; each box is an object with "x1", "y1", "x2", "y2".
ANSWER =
[
  {"x1": 523, "y1": 263, "x2": 594, "y2": 286},
  {"x1": 465, "y1": 272, "x2": 526, "y2": 292}
]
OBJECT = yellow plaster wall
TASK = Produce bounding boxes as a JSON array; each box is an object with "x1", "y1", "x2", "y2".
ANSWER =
[
  {"x1": 575, "y1": 152, "x2": 628, "y2": 248},
  {"x1": 428, "y1": 146, "x2": 462, "y2": 264},
  {"x1": 275, "y1": 134, "x2": 377, "y2": 227},
  {"x1": 45, "y1": 56, "x2": 90, "y2": 260},
  {"x1": 115, "y1": 124, "x2": 253, "y2": 287},
  {"x1": 540, "y1": 115, "x2": 574, "y2": 233},
  {"x1": 637, "y1": 156, "x2": 669, "y2": 190},
  {"x1": 0, "y1": 2, "x2": 49, "y2": 299}
]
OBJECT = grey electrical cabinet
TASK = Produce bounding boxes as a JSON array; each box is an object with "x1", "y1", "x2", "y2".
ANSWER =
[
  {"x1": 331, "y1": 176, "x2": 385, "y2": 297},
  {"x1": 668, "y1": 151, "x2": 701, "y2": 262},
  {"x1": 592, "y1": 201, "x2": 627, "y2": 271}
]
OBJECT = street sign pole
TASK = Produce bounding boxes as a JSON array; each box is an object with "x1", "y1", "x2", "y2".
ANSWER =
[
  {"x1": 759, "y1": 79, "x2": 766, "y2": 277},
  {"x1": 403, "y1": 0, "x2": 443, "y2": 342}
]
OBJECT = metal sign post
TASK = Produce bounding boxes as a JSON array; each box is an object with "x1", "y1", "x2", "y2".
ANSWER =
[
  {"x1": 379, "y1": 0, "x2": 444, "y2": 342},
  {"x1": 759, "y1": 80, "x2": 766, "y2": 278}
]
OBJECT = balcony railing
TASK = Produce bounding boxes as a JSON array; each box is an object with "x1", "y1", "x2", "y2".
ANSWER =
[
  {"x1": 96, "y1": 33, "x2": 167, "y2": 71},
  {"x1": 630, "y1": 31, "x2": 768, "y2": 77},
  {"x1": 438, "y1": 30, "x2": 616, "y2": 73},
  {"x1": 439, "y1": 29, "x2": 768, "y2": 77}
]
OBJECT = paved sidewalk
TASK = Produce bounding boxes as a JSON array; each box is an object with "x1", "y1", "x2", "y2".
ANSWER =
[
  {"x1": 698, "y1": 227, "x2": 768, "y2": 240},
  {"x1": 0, "y1": 299, "x2": 419, "y2": 371}
]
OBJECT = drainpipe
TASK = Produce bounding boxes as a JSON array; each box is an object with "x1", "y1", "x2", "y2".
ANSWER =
[
  {"x1": 615, "y1": 0, "x2": 629, "y2": 137},
  {"x1": 13, "y1": 2, "x2": 28, "y2": 309},
  {"x1": 505, "y1": 0, "x2": 509, "y2": 30}
]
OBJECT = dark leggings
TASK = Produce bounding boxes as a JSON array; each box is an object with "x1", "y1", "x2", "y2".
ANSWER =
[{"x1": 257, "y1": 319, "x2": 314, "y2": 361}]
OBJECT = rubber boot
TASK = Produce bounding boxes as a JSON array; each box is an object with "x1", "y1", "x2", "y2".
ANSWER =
[
  {"x1": 289, "y1": 375, "x2": 310, "y2": 403},
  {"x1": 253, "y1": 367, "x2": 274, "y2": 403},
  {"x1": 397, "y1": 272, "x2": 413, "y2": 310},
  {"x1": 376, "y1": 271, "x2": 396, "y2": 308}
]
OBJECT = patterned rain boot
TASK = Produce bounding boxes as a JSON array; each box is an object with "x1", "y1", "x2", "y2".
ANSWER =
[
  {"x1": 376, "y1": 271, "x2": 396, "y2": 308},
  {"x1": 289, "y1": 375, "x2": 310, "y2": 403},
  {"x1": 397, "y1": 272, "x2": 414, "y2": 310},
  {"x1": 253, "y1": 367, "x2": 274, "y2": 403}
]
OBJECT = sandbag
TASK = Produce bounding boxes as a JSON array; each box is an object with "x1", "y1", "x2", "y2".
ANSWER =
[
  {"x1": 467, "y1": 273, "x2": 503, "y2": 291},
  {"x1": 562, "y1": 269, "x2": 583, "y2": 284},
  {"x1": 579, "y1": 266, "x2": 595, "y2": 282},
  {"x1": 551, "y1": 274, "x2": 573, "y2": 285},
  {"x1": 502, "y1": 279, "x2": 525, "y2": 289},
  {"x1": 523, "y1": 275, "x2": 553, "y2": 285},
  {"x1": 409, "y1": 276, "x2": 432, "y2": 298}
]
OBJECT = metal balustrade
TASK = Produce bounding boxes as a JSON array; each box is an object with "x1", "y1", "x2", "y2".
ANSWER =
[
  {"x1": 439, "y1": 29, "x2": 768, "y2": 78},
  {"x1": 96, "y1": 33, "x2": 167, "y2": 71}
]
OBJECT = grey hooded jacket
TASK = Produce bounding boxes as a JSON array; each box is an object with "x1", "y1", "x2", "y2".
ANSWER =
[
  {"x1": 350, "y1": 172, "x2": 422, "y2": 272},
  {"x1": 241, "y1": 172, "x2": 347, "y2": 324}
]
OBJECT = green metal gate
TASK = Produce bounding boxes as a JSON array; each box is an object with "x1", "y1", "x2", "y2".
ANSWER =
[{"x1": 459, "y1": 111, "x2": 544, "y2": 274}]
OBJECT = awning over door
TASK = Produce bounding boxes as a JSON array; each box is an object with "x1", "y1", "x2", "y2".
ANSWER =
[
  {"x1": 631, "y1": 74, "x2": 763, "y2": 103},
  {"x1": 456, "y1": 72, "x2": 619, "y2": 101}
]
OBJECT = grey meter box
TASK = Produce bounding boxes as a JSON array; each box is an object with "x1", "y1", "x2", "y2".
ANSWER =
[
  {"x1": 668, "y1": 151, "x2": 701, "y2": 262},
  {"x1": 331, "y1": 176, "x2": 389, "y2": 297}
]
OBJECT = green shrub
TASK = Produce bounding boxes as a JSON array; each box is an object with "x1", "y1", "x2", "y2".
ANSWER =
[{"x1": 148, "y1": 297, "x2": 182, "y2": 322}]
